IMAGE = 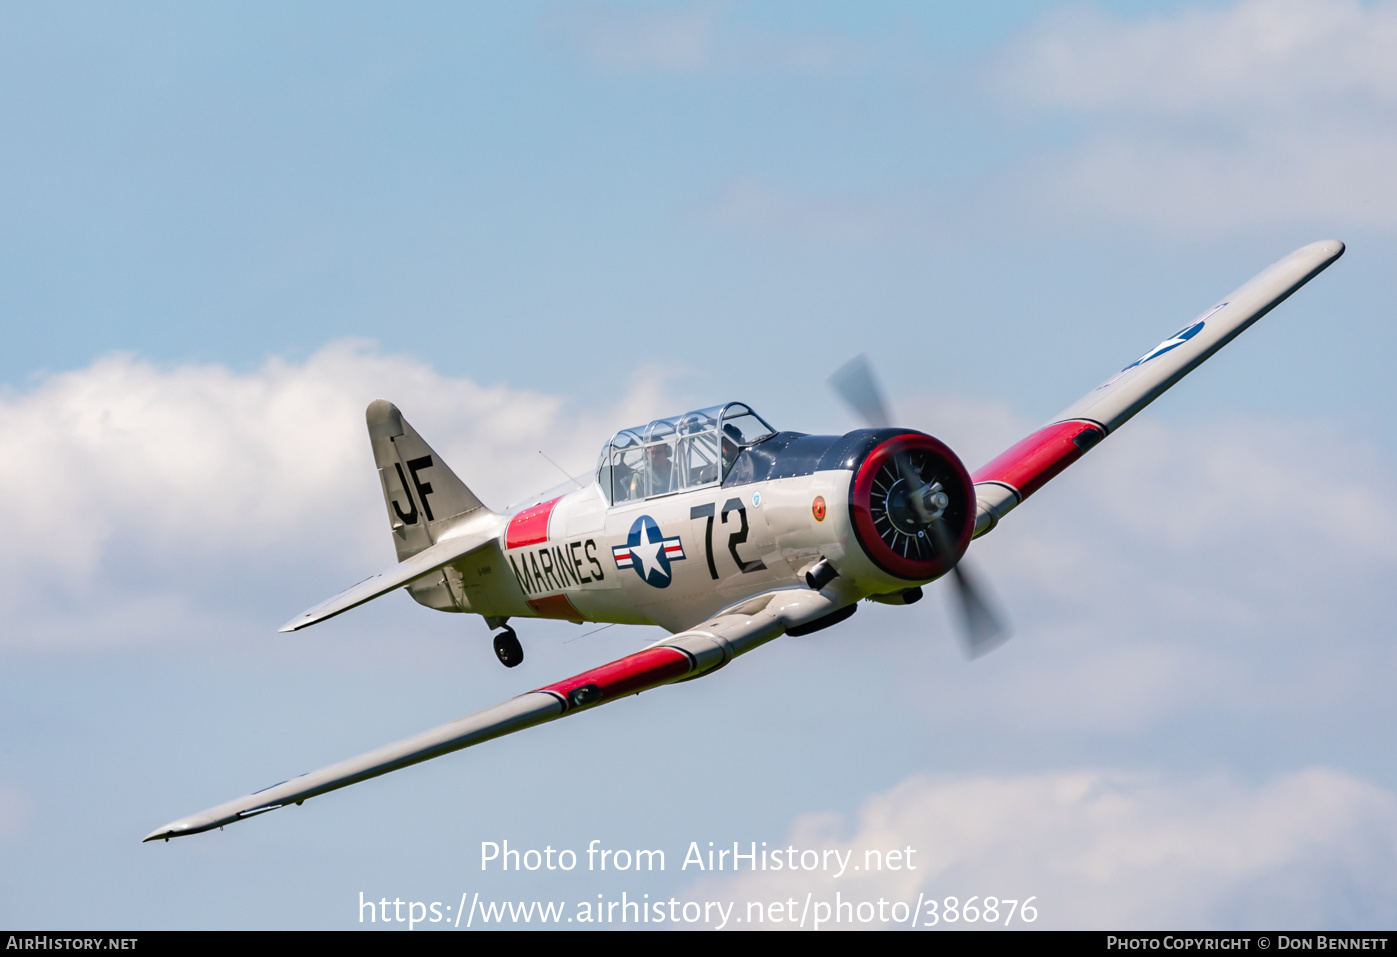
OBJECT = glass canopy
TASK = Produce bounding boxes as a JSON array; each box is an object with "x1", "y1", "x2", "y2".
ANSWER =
[{"x1": 596, "y1": 403, "x2": 775, "y2": 504}]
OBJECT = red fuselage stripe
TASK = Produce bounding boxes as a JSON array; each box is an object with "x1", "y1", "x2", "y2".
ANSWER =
[
  {"x1": 526, "y1": 593, "x2": 583, "y2": 620},
  {"x1": 971, "y1": 420, "x2": 1104, "y2": 500},
  {"x1": 505, "y1": 496, "x2": 563, "y2": 549}
]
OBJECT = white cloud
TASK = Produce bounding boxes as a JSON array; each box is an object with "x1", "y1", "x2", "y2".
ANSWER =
[
  {"x1": 4, "y1": 339, "x2": 1395, "y2": 712},
  {"x1": 993, "y1": 0, "x2": 1397, "y2": 230},
  {"x1": 1023, "y1": 124, "x2": 1397, "y2": 230},
  {"x1": 907, "y1": 393, "x2": 1397, "y2": 567},
  {"x1": 546, "y1": 1, "x2": 867, "y2": 77},
  {"x1": 0, "y1": 342, "x2": 674, "y2": 649},
  {"x1": 1000, "y1": 0, "x2": 1397, "y2": 115},
  {"x1": 690, "y1": 768, "x2": 1397, "y2": 929},
  {"x1": 887, "y1": 394, "x2": 1397, "y2": 734}
]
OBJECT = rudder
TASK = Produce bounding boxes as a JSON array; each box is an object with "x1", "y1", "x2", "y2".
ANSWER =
[{"x1": 366, "y1": 399, "x2": 488, "y2": 562}]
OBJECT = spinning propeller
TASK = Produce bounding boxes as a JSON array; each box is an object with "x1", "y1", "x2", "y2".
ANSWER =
[{"x1": 829, "y1": 355, "x2": 1010, "y2": 658}]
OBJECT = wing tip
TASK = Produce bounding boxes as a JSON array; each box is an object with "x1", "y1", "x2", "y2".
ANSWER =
[
  {"x1": 1302, "y1": 238, "x2": 1345, "y2": 263},
  {"x1": 142, "y1": 820, "x2": 201, "y2": 843},
  {"x1": 278, "y1": 611, "x2": 321, "y2": 633}
]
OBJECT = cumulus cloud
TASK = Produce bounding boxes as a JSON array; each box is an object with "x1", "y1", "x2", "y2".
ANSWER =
[
  {"x1": 3, "y1": 348, "x2": 1394, "y2": 928},
  {"x1": 0, "y1": 342, "x2": 674, "y2": 649},
  {"x1": 546, "y1": 1, "x2": 867, "y2": 77},
  {"x1": 1000, "y1": 0, "x2": 1397, "y2": 115},
  {"x1": 993, "y1": 0, "x2": 1397, "y2": 230},
  {"x1": 4, "y1": 337, "x2": 1395, "y2": 707},
  {"x1": 547, "y1": 0, "x2": 1397, "y2": 233},
  {"x1": 690, "y1": 768, "x2": 1397, "y2": 929},
  {"x1": 887, "y1": 392, "x2": 1397, "y2": 736}
]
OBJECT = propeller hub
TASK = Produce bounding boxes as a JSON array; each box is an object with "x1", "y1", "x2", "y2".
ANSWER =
[{"x1": 886, "y1": 478, "x2": 948, "y2": 535}]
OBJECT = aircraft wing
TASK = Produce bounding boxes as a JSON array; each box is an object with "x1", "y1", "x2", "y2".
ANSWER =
[
  {"x1": 971, "y1": 240, "x2": 1344, "y2": 535},
  {"x1": 147, "y1": 588, "x2": 849, "y2": 840},
  {"x1": 278, "y1": 511, "x2": 502, "y2": 633}
]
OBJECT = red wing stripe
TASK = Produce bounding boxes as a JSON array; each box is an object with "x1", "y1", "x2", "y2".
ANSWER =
[
  {"x1": 537, "y1": 647, "x2": 694, "y2": 711},
  {"x1": 971, "y1": 420, "x2": 1105, "y2": 501},
  {"x1": 505, "y1": 496, "x2": 563, "y2": 549}
]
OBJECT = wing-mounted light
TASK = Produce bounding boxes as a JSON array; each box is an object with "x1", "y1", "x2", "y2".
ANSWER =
[{"x1": 847, "y1": 431, "x2": 975, "y2": 583}]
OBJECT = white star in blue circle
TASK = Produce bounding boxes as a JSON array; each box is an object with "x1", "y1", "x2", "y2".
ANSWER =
[{"x1": 613, "y1": 516, "x2": 686, "y2": 588}]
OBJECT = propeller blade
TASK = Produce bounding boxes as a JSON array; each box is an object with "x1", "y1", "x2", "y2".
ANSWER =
[
  {"x1": 926, "y1": 515, "x2": 1011, "y2": 659},
  {"x1": 829, "y1": 355, "x2": 891, "y2": 429},
  {"x1": 830, "y1": 356, "x2": 933, "y2": 522},
  {"x1": 829, "y1": 353, "x2": 1010, "y2": 658},
  {"x1": 950, "y1": 562, "x2": 1010, "y2": 658}
]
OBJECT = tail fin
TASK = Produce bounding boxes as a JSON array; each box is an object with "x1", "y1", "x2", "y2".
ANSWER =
[{"x1": 366, "y1": 399, "x2": 489, "y2": 561}]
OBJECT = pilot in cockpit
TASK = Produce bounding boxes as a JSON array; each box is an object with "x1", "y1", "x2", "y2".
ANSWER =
[
  {"x1": 720, "y1": 424, "x2": 743, "y2": 476},
  {"x1": 647, "y1": 443, "x2": 674, "y2": 495}
]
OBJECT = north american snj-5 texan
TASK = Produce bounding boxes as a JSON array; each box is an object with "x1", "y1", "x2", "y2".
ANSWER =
[{"x1": 145, "y1": 240, "x2": 1344, "y2": 842}]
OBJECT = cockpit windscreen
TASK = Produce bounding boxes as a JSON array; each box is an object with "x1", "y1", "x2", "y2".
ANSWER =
[{"x1": 597, "y1": 403, "x2": 775, "y2": 504}]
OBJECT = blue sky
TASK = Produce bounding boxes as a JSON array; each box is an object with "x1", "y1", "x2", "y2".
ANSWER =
[{"x1": 3, "y1": 0, "x2": 1396, "y2": 930}]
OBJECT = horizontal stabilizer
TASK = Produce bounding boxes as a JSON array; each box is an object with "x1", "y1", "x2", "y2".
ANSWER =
[{"x1": 277, "y1": 512, "x2": 501, "y2": 632}]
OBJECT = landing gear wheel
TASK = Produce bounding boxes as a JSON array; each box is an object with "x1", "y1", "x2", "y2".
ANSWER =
[{"x1": 492, "y1": 626, "x2": 523, "y2": 668}]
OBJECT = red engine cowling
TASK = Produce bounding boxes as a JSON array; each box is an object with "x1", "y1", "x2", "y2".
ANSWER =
[{"x1": 848, "y1": 431, "x2": 975, "y2": 582}]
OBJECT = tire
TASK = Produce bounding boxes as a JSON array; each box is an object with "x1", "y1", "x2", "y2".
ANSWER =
[{"x1": 492, "y1": 627, "x2": 523, "y2": 668}]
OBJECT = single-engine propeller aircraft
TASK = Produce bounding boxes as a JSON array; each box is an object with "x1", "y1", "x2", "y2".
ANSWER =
[{"x1": 145, "y1": 240, "x2": 1344, "y2": 842}]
